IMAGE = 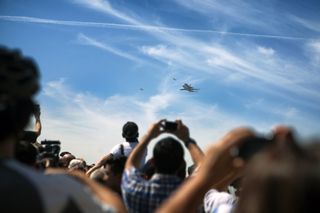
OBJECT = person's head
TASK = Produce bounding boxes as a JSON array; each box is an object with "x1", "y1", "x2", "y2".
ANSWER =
[
  {"x1": 122, "y1": 121, "x2": 139, "y2": 142},
  {"x1": 59, "y1": 153, "x2": 76, "y2": 168},
  {"x1": 176, "y1": 159, "x2": 186, "y2": 179},
  {"x1": 103, "y1": 156, "x2": 127, "y2": 193},
  {"x1": 68, "y1": 158, "x2": 87, "y2": 173},
  {"x1": 153, "y1": 137, "x2": 184, "y2": 175},
  {"x1": 60, "y1": 151, "x2": 71, "y2": 157},
  {"x1": 235, "y1": 137, "x2": 320, "y2": 213},
  {"x1": 0, "y1": 47, "x2": 40, "y2": 143}
]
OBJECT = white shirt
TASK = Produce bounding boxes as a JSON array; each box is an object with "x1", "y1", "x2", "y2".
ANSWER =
[
  {"x1": 110, "y1": 141, "x2": 147, "y2": 164},
  {"x1": 204, "y1": 189, "x2": 236, "y2": 213}
]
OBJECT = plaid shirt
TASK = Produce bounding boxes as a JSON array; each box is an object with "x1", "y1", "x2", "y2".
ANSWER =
[{"x1": 121, "y1": 167, "x2": 182, "y2": 213}]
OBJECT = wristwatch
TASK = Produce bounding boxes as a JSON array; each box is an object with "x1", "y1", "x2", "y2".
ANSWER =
[{"x1": 184, "y1": 138, "x2": 197, "y2": 147}]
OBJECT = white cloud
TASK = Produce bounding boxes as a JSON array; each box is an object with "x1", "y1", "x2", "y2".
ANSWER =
[
  {"x1": 306, "y1": 40, "x2": 320, "y2": 66},
  {"x1": 39, "y1": 78, "x2": 286, "y2": 164},
  {"x1": 257, "y1": 46, "x2": 275, "y2": 56},
  {"x1": 77, "y1": 33, "x2": 144, "y2": 63},
  {"x1": 291, "y1": 16, "x2": 320, "y2": 33},
  {"x1": 72, "y1": 0, "x2": 138, "y2": 24},
  {"x1": 2, "y1": 12, "x2": 318, "y2": 109},
  {"x1": 140, "y1": 45, "x2": 183, "y2": 65},
  {"x1": 0, "y1": 15, "x2": 307, "y2": 40}
]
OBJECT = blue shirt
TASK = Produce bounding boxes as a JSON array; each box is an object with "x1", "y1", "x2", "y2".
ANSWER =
[{"x1": 121, "y1": 167, "x2": 182, "y2": 213}]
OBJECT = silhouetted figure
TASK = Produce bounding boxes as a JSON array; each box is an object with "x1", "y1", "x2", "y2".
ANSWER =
[
  {"x1": 0, "y1": 46, "x2": 125, "y2": 213},
  {"x1": 157, "y1": 127, "x2": 320, "y2": 213},
  {"x1": 122, "y1": 119, "x2": 204, "y2": 213}
]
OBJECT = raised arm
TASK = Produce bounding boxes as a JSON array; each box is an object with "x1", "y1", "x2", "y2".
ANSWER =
[
  {"x1": 156, "y1": 128, "x2": 254, "y2": 213},
  {"x1": 174, "y1": 120, "x2": 204, "y2": 166},
  {"x1": 86, "y1": 154, "x2": 113, "y2": 177},
  {"x1": 125, "y1": 119, "x2": 164, "y2": 170},
  {"x1": 34, "y1": 105, "x2": 41, "y2": 136}
]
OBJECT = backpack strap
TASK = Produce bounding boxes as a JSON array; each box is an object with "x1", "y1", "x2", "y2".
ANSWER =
[{"x1": 120, "y1": 144, "x2": 124, "y2": 156}]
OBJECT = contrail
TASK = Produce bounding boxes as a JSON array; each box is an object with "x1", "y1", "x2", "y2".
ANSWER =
[{"x1": 0, "y1": 15, "x2": 309, "y2": 40}]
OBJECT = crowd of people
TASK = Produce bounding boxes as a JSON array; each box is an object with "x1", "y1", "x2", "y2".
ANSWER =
[{"x1": 0, "y1": 46, "x2": 319, "y2": 213}]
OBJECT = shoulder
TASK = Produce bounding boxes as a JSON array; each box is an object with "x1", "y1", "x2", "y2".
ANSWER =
[
  {"x1": 122, "y1": 167, "x2": 143, "y2": 182},
  {"x1": 121, "y1": 167, "x2": 148, "y2": 190},
  {"x1": 123, "y1": 141, "x2": 137, "y2": 149},
  {"x1": 110, "y1": 143, "x2": 122, "y2": 154},
  {"x1": 209, "y1": 204, "x2": 233, "y2": 213},
  {"x1": 204, "y1": 189, "x2": 236, "y2": 213}
]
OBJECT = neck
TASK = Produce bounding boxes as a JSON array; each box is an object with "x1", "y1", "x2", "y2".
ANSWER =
[
  {"x1": 126, "y1": 138, "x2": 138, "y2": 143},
  {"x1": 0, "y1": 136, "x2": 16, "y2": 158}
]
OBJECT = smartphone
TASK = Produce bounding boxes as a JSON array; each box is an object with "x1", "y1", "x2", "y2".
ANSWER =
[
  {"x1": 163, "y1": 121, "x2": 178, "y2": 131},
  {"x1": 237, "y1": 136, "x2": 271, "y2": 160}
]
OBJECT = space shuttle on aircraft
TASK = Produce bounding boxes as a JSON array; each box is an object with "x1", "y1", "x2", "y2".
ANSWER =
[{"x1": 180, "y1": 83, "x2": 199, "y2": 92}]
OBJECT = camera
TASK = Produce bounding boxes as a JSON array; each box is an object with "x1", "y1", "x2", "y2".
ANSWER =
[
  {"x1": 235, "y1": 136, "x2": 271, "y2": 160},
  {"x1": 38, "y1": 140, "x2": 61, "y2": 167},
  {"x1": 162, "y1": 121, "x2": 178, "y2": 131}
]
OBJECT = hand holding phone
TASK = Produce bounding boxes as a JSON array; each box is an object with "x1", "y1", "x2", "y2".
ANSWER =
[
  {"x1": 232, "y1": 136, "x2": 271, "y2": 160},
  {"x1": 162, "y1": 121, "x2": 178, "y2": 131}
]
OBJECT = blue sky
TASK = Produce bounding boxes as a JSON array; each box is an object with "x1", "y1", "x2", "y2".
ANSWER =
[{"x1": 1, "y1": 0, "x2": 319, "y2": 163}]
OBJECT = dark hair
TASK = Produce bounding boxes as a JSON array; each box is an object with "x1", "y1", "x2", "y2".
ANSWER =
[
  {"x1": 141, "y1": 159, "x2": 156, "y2": 180},
  {"x1": 0, "y1": 99, "x2": 35, "y2": 141},
  {"x1": 153, "y1": 137, "x2": 184, "y2": 174},
  {"x1": 177, "y1": 159, "x2": 186, "y2": 179},
  {"x1": 235, "y1": 139, "x2": 320, "y2": 213},
  {"x1": 122, "y1": 121, "x2": 139, "y2": 141},
  {"x1": 0, "y1": 47, "x2": 40, "y2": 141},
  {"x1": 60, "y1": 151, "x2": 71, "y2": 157},
  {"x1": 104, "y1": 156, "x2": 127, "y2": 175}
]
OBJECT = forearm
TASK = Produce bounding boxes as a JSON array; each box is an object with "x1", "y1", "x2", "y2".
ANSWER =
[
  {"x1": 157, "y1": 173, "x2": 211, "y2": 213},
  {"x1": 185, "y1": 139, "x2": 204, "y2": 165},
  {"x1": 34, "y1": 118, "x2": 41, "y2": 136},
  {"x1": 87, "y1": 154, "x2": 113, "y2": 176},
  {"x1": 86, "y1": 164, "x2": 102, "y2": 177},
  {"x1": 125, "y1": 134, "x2": 152, "y2": 169}
]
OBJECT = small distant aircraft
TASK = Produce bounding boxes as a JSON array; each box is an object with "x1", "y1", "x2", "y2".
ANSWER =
[
  {"x1": 140, "y1": 88, "x2": 144, "y2": 91},
  {"x1": 180, "y1": 83, "x2": 199, "y2": 92},
  {"x1": 173, "y1": 78, "x2": 177, "y2": 81}
]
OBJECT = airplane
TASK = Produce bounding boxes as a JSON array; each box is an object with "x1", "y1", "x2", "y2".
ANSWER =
[
  {"x1": 173, "y1": 78, "x2": 177, "y2": 81},
  {"x1": 140, "y1": 88, "x2": 144, "y2": 91},
  {"x1": 180, "y1": 83, "x2": 199, "y2": 92}
]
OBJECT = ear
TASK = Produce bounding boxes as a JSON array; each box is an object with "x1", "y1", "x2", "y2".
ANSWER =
[{"x1": 122, "y1": 133, "x2": 125, "y2": 138}]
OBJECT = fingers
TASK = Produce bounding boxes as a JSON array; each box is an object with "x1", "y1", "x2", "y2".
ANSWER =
[
  {"x1": 217, "y1": 127, "x2": 256, "y2": 150},
  {"x1": 272, "y1": 125, "x2": 295, "y2": 145},
  {"x1": 147, "y1": 119, "x2": 167, "y2": 138}
]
